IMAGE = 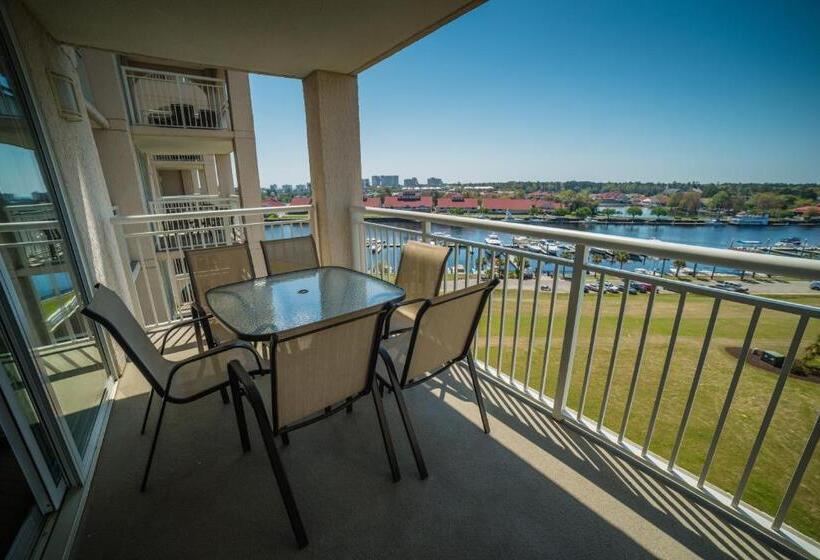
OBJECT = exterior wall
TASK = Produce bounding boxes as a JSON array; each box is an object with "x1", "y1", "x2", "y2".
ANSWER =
[
  {"x1": 303, "y1": 70, "x2": 362, "y2": 267},
  {"x1": 6, "y1": 0, "x2": 132, "y2": 368}
]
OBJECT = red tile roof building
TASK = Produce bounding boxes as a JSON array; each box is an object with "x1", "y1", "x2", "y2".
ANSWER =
[
  {"x1": 262, "y1": 197, "x2": 286, "y2": 207},
  {"x1": 436, "y1": 196, "x2": 478, "y2": 211},
  {"x1": 363, "y1": 197, "x2": 381, "y2": 208},
  {"x1": 382, "y1": 195, "x2": 433, "y2": 210},
  {"x1": 482, "y1": 198, "x2": 540, "y2": 213},
  {"x1": 289, "y1": 196, "x2": 312, "y2": 206}
]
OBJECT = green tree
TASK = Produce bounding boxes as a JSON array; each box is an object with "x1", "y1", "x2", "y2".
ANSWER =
[
  {"x1": 626, "y1": 206, "x2": 643, "y2": 219},
  {"x1": 673, "y1": 258, "x2": 687, "y2": 277},
  {"x1": 614, "y1": 251, "x2": 629, "y2": 269},
  {"x1": 575, "y1": 207, "x2": 592, "y2": 219},
  {"x1": 601, "y1": 208, "x2": 617, "y2": 221},
  {"x1": 650, "y1": 206, "x2": 668, "y2": 217}
]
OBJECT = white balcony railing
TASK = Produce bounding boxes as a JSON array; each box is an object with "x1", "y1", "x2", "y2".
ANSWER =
[
  {"x1": 122, "y1": 66, "x2": 230, "y2": 130},
  {"x1": 111, "y1": 205, "x2": 311, "y2": 329},
  {"x1": 147, "y1": 195, "x2": 239, "y2": 215},
  {"x1": 353, "y1": 206, "x2": 820, "y2": 557}
]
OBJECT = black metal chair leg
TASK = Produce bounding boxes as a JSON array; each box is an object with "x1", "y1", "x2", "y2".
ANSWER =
[
  {"x1": 346, "y1": 397, "x2": 354, "y2": 414},
  {"x1": 382, "y1": 353, "x2": 428, "y2": 480},
  {"x1": 219, "y1": 386, "x2": 230, "y2": 404},
  {"x1": 140, "y1": 395, "x2": 169, "y2": 492},
  {"x1": 467, "y1": 353, "x2": 491, "y2": 434},
  {"x1": 281, "y1": 432, "x2": 290, "y2": 446},
  {"x1": 140, "y1": 389, "x2": 154, "y2": 435},
  {"x1": 229, "y1": 377, "x2": 251, "y2": 452},
  {"x1": 371, "y1": 382, "x2": 401, "y2": 482}
]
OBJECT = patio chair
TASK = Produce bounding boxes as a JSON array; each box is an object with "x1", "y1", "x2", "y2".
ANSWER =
[
  {"x1": 185, "y1": 244, "x2": 255, "y2": 349},
  {"x1": 81, "y1": 284, "x2": 263, "y2": 492},
  {"x1": 377, "y1": 279, "x2": 499, "y2": 478},
  {"x1": 385, "y1": 241, "x2": 451, "y2": 337},
  {"x1": 260, "y1": 235, "x2": 320, "y2": 276},
  {"x1": 231, "y1": 302, "x2": 401, "y2": 482}
]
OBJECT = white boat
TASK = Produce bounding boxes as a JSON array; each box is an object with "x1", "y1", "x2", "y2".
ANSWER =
[
  {"x1": 525, "y1": 243, "x2": 544, "y2": 254},
  {"x1": 512, "y1": 235, "x2": 528, "y2": 247},
  {"x1": 485, "y1": 234, "x2": 502, "y2": 246}
]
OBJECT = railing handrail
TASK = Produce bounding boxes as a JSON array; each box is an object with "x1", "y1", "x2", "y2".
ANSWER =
[
  {"x1": 0, "y1": 219, "x2": 60, "y2": 232},
  {"x1": 112, "y1": 205, "x2": 312, "y2": 225},
  {"x1": 121, "y1": 65, "x2": 226, "y2": 85},
  {"x1": 355, "y1": 207, "x2": 820, "y2": 280},
  {"x1": 154, "y1": 194, "x2": 238, "y2": 201}
]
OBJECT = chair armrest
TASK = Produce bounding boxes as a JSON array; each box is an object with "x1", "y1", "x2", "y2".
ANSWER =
[
  {"x1": 383, "y1": 297, "x2": 428, "y2": 339},
  {"x1": 165, "y1": 341, "x2": 264, "y2": 393},
  {"x1": 159, "y1": 314, "x2": 212, "y2": 354}
]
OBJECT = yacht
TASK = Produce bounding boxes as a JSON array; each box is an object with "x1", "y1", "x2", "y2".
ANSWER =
[{"x1": 485, "y1": 233, "x2": 502, "y2": 246}]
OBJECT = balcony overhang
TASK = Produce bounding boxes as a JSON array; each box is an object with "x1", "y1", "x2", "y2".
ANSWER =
[
  {"x1": 20, "y1": 0, "x2": 486, "y2": 78},
  {"x1": 130, "y1": 126, "x2": 235, "y2": 155}
]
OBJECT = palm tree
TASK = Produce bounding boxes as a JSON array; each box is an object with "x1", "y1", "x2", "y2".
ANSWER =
[
  {"x1": 591, "y1": 252, "x2": 603, "y2": 276},
  {"x1": 614, "y1": 251, "x2": 629, "y2": 269},
  {"x1": 673, "y1": 258, "x2": 687, "y2": 278}
]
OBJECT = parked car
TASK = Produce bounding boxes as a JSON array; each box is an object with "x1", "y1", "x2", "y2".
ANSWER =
[
  {"x1": 810, "y1": 280, "x2": 820, "y2": 291},
  {"x1": 584, "y1": 282, "x2": 599, "y2": 293},
  {"x1": 711, "y1": 282, "x2": 749, "y2": 294},
  {"x1": 616, "y1": 283, "x2": 639, "y2": 295},
  {"x1": 632, "y1": 281, "x2": 654, "y2": 293},
  {"x1": 540, "y1": 284, "x2": 552, "y2": 292}
]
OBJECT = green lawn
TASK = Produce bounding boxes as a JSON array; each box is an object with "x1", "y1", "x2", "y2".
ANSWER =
[
  {"x1": 39, "y1": 292, "x2": 77, "y2": 319},
  {"x1": 470, "y1": 286, "x2": 820, "y2": 539}
]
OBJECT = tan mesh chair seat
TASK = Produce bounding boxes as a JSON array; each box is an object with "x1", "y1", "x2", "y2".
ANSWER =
[
  {"x1": 376, "y1": 280, "x2": 499, "y2": 478},
  {"x1": 387, "y1": 241, "x2": 450, "y2": 335},
  {"x1": 160, "y1": 345, "x2": 263, "y2": 401},
  {"x1": 261, "y1": 235, "x2": 319, "y2": 276},
  {"x1": 81, "y1": 284, "x2": 265, "y2": 492},
  {"x1": 185, "y1": 244, "x2": 255, "y2": 346}
]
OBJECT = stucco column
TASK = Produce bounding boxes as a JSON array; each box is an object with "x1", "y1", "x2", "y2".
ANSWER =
[
  {"x1": 227, "y1": 70, "x2": 265, "y2": 272},
  {"x1": 302, "y1": 70, "x2": 362, "y2": 267},
  {"x1": 203, "y1": 155, "x2": 219, "y2": 195},
  {"x1": 215, "y1": 153, "x2": 235, "y2": 197}
]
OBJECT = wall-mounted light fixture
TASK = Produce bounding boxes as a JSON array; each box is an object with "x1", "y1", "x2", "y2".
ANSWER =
[{"x1": 48, "y1": 70, "x2": 83, "y2": 122}]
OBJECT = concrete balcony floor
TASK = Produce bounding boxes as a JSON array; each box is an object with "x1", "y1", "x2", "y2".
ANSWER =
[{"x1": 72, "y1": 336, "x2": 790, "y2": 560}]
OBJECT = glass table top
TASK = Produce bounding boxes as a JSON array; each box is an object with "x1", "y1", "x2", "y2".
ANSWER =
[{"x1": 206, "y1": 266, "x2": 405, "y2": 341}]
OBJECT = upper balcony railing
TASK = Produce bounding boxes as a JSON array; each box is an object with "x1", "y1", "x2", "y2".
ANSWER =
[
  {"x1": 353, "y1": 206, "x2": 820, "y2": 558},
  {"x1": 122, "y1": 66, "x2": 230, "y2": 130},
  {"x1": 147, "y1": 194, "x2": 239, "y2": 215},
  {"x1": 111, "y1": 205, "x2": 311, "y2": 329}
]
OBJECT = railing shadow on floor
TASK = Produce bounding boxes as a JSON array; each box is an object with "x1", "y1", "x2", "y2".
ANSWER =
[{"x1": 432, "y1": 363, "x2": 792, "y2": 560}]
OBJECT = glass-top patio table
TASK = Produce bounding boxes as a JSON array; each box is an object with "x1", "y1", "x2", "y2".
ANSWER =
[{"x1": 206, "y1": 266, "x2": 405, "y2": 342}]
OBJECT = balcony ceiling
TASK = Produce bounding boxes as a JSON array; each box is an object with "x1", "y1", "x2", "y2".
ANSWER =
[{"x1": 21, "y1": 0, "x2": 485, "y2": 78}]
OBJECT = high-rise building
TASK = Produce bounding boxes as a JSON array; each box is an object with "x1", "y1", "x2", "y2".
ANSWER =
[
  {"x1": 427, "y1": 177, "x2": 444, "y2": 187},
  {"x1": 403, "y1": 177, "x2": 419, "y2": 187},
  {"x1": 371, "y1": 175, "x2": 400, "y2": 187}
]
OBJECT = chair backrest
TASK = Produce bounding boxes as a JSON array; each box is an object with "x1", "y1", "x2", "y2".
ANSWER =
[
  {"x1": 185, "y1": 244, "x2": 254, "y2": 314},
  {"x1": 400, "y1": 279, "x2": 498, "y2": 385},
  {"x1": 394, "y1": 241, "x2": 451, "y2": 300},
  {"x1": 81, "y1": 284, "x2": 170, "y2": 394},
  {"x1": 271, "y1": 305, "x2": 388, "y2": 429},
  {"x1": 260, "y1": 236, "x2": 319, "y2": 276}
]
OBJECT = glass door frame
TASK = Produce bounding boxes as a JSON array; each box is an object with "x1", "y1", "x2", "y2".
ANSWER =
[{"x1": 0, "y1": 4, "x2": 119, "y2": 488}]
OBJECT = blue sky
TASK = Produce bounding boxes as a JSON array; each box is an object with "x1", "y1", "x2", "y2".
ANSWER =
[{"x1": 250, "y1": 0, "x2": 820, "y2": 187}]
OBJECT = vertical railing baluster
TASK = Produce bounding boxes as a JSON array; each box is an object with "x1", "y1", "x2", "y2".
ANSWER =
[
  {"x1": 496, "y1": 253, "x2": 511, "y2": 379},
  {"x1": 772, "y1": 415, "x2": 820, "y2": 531},
  {"x1": 699, "y1": 306, "x2": 761, "y2": 487},
  {"x1": 509, "y1": 256, "x2": 525, "y2": 383},
  {"x1": 553, "y1": 244, "x2": 589, "y2": 420},
  {"x1": 669, "y1": 298, "x2": 722, "y2": 469},
  {"x1": 577, "y1": 274, "x2": 606, "y2": 420},
  {"x1": 733, "y1": 315, "x2": 810, "y2": 506},
  {"x1": 538, "y1": 269, "x2": 560, "y2": 398},
  {"x1": 523, "y1": 263, "x2": 543, "y2": 390},
  {"x1": 485, "y1": 250, "x2": 496, "y2": 369},
  {"x1": 597, "y1": 278, "x2": 631, "y2": 430},
  {"x1": 618, "y1": 286, "x2": 657, "y2": 442},
  {"x1": 643, "y1": 291, "x2": 687, "y2": 455}
]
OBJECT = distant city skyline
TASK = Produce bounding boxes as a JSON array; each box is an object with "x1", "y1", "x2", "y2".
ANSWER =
[{"x1": 250, "y1": 0, "x2": 820, "y2": 188}]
